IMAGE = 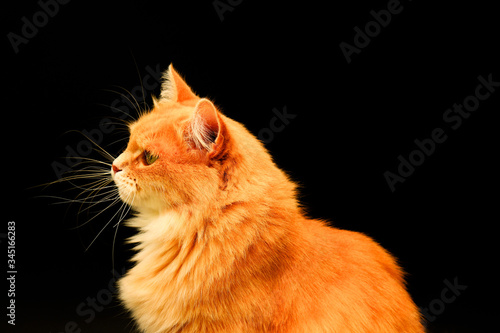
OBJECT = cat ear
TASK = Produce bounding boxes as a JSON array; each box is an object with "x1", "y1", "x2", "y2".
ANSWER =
[
  {"x1": 190, "y1": 98, "x2": 228, "y2": 159},
  {"x1": 160, "y1": 64, "x2": 198, "y2": 104}
]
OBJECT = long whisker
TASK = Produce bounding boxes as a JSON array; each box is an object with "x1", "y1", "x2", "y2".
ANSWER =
[
  {"x1": 112, "y1": 190, "x2": 135, "y2": 271},
  {"x1": 76, "y1": 193, "x2": 122, "y2": 231},
  {"x1": 37, "y1": 193, "x2": 116, "y2": 205},
  {"x1": 112, "y1": 216, "x2": 121, "y2": 275},
  {"x1": 61, "y1": 130, "x2": 116, "y2": 163},
  {"x1": 96, "y1": 100, "x2": 136, "y2": 121},
  {"x1": 107, "y1": 136, "x2": 130, "y2": 147},
  {"x1": 102, "y1": 87, "x2": 145, "y2": 122},
  {"x1": 115, "y1": 192, "x2": 135, "y2": 229},
  {"x1": 85, "y1": 190, "x2": 133, "y2": 252},
  {"x1": 130, "y1": 50, "x2": 147, "y2": 107},
  {"x1": 75, "y1": 184, "x2": 117, "y2": 214},
  {"x1": 67, "y1": 157, "x2": 113, "y2": 168},
  {"x1": 38, "y1": 173, "x2": 111, "y2": 195}
]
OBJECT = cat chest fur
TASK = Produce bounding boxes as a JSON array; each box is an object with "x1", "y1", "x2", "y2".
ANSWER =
[{"x1": 118, "y1": 211, "x2": 295, "y2": 333}]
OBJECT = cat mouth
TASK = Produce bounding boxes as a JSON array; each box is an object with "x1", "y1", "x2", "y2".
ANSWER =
[
  {"x1": 116, "y1": 186, "x2": 137, "y2": 205},
  {"x1": 113, "y1": 175, "x2": 138, "y2": 204}
]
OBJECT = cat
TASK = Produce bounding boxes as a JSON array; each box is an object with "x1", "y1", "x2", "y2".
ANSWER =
[{"x1": 113, "y1": 64, "x2": 425, "y2": 332}]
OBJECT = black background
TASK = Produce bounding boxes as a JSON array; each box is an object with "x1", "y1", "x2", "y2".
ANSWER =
[{"x1": 3, "y1": 0, "x2": 499, "y2": 332}]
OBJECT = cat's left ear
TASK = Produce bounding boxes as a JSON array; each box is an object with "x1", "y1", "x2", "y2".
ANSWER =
[
  {"x1": 189, "y1": 98, "x2": 229, "y2": 159},
  {"x1": 159, "y1": 64, "x2": 198, "y2": 104}
]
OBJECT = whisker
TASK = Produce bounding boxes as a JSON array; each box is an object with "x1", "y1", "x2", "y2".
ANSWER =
[
  {"x1": 77, "y1": 194, "x2": 123, "y2": 232},
  {"x1": 65, "y1": 157, "x2": 113, "y2": 168},
  {"x1": 112, "y1": 190, "x2": 135, "y2": 271},
  {"x1": 130, "y1": 50, "x2": 147, "y2": 114},
  {"x1": 107, "y1": 136, "x2": 130, "y2": 147},
  {"x1": 37, "y1": 194, "x2": 116, "y2": 205},
  {"x1": 115, "y1": 192, "x2": 135, "y2": 229},
  {"x1": 62, "y1": 130, "x2": 116, "y2": 163},
  {"x1": 41, "y1": 174, "x2": 111, "y2": 194},
  {"x1": 75, "y1": 184, "x2": 118, "y2": 214},
  {"x1": 85, "y1": 191, "x2": 133, "y2": 252},
  {"x1": 112, "y1": 215, "x2": 121, "y2": 275},
  {"x1": 102, "y1": 87, "x2": 146, "y2": 122},
  {"x1": 97, "y1": 101, "x2": 136, "y2": 121}
]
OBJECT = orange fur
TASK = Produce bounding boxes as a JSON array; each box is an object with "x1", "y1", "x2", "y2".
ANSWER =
[{"x1": 113, "y1": 65, "x2": 424, "y2": 332}]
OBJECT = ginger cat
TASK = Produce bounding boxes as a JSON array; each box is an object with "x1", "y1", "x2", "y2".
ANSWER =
[{"x1": 113, "y1": 65, "x2": 424, "y2": 332}]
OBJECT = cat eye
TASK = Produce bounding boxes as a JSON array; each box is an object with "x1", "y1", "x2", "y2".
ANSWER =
[{"x1": 144, "y1": 151, "x2": 159, "y2": 165}]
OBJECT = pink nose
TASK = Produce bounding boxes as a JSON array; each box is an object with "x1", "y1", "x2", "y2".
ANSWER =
[{"x1": 112, "y1": 164, "x2": 121, "y2": 174}]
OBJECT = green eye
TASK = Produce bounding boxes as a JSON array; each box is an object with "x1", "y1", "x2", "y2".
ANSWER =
[{"x1": 144, "y1": 151, "x2": 159, "y2": 165}]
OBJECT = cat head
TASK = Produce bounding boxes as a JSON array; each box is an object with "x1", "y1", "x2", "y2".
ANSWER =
[{"x1": 111, "y1": 65, "x2": 279, "y2": 215}]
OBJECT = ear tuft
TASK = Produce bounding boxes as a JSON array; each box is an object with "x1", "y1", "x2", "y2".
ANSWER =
[
  {"x1": 152, "y1": 95, "x2": 161, "y2": 109},
  {"x1": 160, "y1": 64, "x2": 198, "y2": 104}
]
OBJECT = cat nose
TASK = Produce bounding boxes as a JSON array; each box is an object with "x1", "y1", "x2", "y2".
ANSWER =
[{"x1": 112, "y1": 164, "x2": 122, "y2": 174}]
